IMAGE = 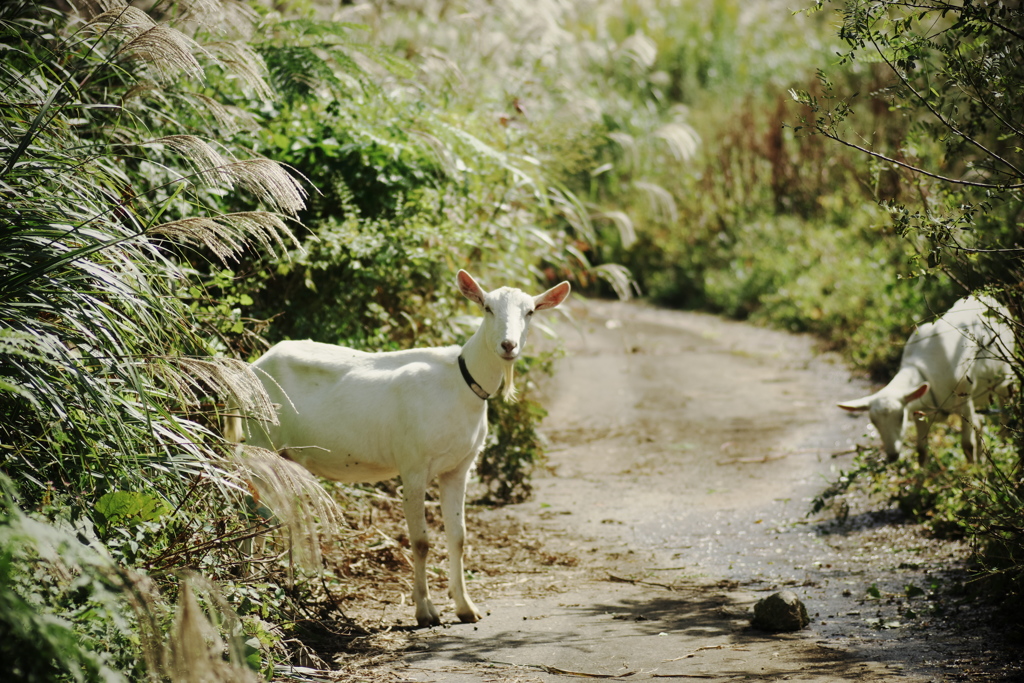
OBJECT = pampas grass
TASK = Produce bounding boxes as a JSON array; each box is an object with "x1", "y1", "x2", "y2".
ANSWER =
[{"x1": 0, "y1": 2, "x2": 324, "y2": 679}]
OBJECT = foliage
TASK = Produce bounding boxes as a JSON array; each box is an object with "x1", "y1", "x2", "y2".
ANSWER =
[
  {"x1": 364, "y1": 0, "x2": 945, "y2": 377},
  {"x1": 0, "y1": 0, "x2": 610, "y2": 677},
  {"x1": 795, "y1": 0, "x2": 1023, "y2": 612},
  {"x1": 0, "y1": 1, "x2": 335, "y2": 678},
  {"x1": 812, "y1": 433, "x2": 1024, "y2": 606},
  {"x1": 796, "y1": 0, "x2": 1023, "y2": 278},
  {"x1": 1, "y1": 475, "x2": 133, "y2": 683},
  {"x1": 0, "y1": 472, "x2": 265, "y2": 683},
  {"x1": 0, "y1": 0, "x2": 302, "y2": 499}
]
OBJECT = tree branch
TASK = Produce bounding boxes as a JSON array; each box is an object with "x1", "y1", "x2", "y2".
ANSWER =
[
  {"x1": 953, "y1": 46, "x2": 1024, "y2": 140},
  {"x1": 816, "y1": 128, "x2": 1024, "y2": 189},
  {"x1": 869, "y1": 37, "x2": 1024, "y2": 180}
]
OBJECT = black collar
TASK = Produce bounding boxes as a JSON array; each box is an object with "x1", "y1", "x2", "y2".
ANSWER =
[{"x1": 458, "y1": 355, "x2": 491, "y2": 400}]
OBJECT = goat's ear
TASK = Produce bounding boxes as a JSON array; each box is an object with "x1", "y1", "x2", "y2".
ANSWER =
[
  {"x1": 837, "y1": 397, "x2": 871, "y2": 413},
  {"x1": 457, "y1": 270, "x2": 487, "y2": 307},
  {"x1": 534, "y1": 281, "x2": 571, "y2": 310},
  {"x1": 902, "y1": 383, "x2": 929, "y2": 405}
]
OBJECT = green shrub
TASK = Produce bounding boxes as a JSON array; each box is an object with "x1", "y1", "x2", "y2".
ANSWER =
[
  {"x1": 0, "y1": 2, "x2": 332, "y2": 677},
  {"x1": 798, "y1": 0, "x2": 1023, "y2": 613}
]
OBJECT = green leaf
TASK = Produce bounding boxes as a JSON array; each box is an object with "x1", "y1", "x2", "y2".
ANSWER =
[
  {"x1": 94, "y1": 491, "x2": 171, "y2": 532},
  {"x1": 905, "y1": 584, "x2": 926, "y2": 599},
  {"x1": 243, "y1": 637, "x2": 262, "y2": 672}
]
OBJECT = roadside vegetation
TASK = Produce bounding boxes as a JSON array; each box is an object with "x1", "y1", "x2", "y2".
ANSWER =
[
  {"x1": 794, "y1": 0, "x2": 1024, "y2": 620},
  {"x1": 0, "y1": 0, "x2": 593, "y2": 678},
  {"x1": 0, "y1": 0, "x2": 1020, "y2": 679}
]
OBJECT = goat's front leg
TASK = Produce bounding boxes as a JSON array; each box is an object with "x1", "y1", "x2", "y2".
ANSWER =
[
  {"x1": 960, "y1": 399, "x2": 978, "y2": 463},
  {"x1": 439, "y1": 462, "x2": 482, "y2": 624},
  {"x1": 914, "y1": 411, "x2": 934, "y2": 466},
  {"x1": 401, "y1": 475, "x2": 440, "y2": 628}
]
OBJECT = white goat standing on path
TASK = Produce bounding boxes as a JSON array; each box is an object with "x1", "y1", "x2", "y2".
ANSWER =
[
  {"x1": 228, "y1": 270, "x2": 571, "y2": 627},
  {"x1": 838, "y1": 295, "x2": 1015, "y2": 464}
]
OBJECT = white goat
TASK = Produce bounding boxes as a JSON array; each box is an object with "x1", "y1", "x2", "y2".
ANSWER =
[
  {"x1": 838, "y1": 295, "x2": 1015, "y2": 464},
  {"x1": 227, "y1": 270, "x2": 570, "y2": 627}
]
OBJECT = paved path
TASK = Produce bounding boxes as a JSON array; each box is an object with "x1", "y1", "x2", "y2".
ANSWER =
[{"x1": 352, "y1": 300, "x2": 1003, "y2": 682}]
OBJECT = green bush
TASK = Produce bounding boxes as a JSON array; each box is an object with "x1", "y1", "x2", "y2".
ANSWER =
[
  {"x1": 0, "y1": 2, "x2": 347, "y2": 677},
  {"x1": 799, "y1": 0, "x2": 1023, "y2": 612},
  {"x1": 1, "y1": 1, "x2": 610, "y2": 675}
]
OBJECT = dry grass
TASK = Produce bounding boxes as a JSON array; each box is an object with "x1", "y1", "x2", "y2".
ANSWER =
[{"x1": 267, "y1": 480, "x2": 588, "y2": 679}]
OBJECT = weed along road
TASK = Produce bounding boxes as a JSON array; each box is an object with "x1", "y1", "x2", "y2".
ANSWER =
[{"x1": 348, "y1": 299, "x2": 1014, "y2": 682}]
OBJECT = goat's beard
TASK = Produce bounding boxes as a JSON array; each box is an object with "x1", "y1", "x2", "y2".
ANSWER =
[{"x1": 501, "y1": 362, "x2": 517, "y2": 403}]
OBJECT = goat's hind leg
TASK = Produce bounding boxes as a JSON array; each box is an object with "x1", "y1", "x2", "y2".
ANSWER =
[
  {"x1": 439, "y1": 461, "x2": 482, "y2": 624},
  {"x1": 960, "y1": 399, "x2": 979, "y2": 463},
  {"x1": 400, "y1": 475, "x2": 441, "y2": 627}
]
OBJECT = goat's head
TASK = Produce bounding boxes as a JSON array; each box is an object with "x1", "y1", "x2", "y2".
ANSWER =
[
  {"x1": 457, "y1": 270, "x2": 571, "y2": 400},
  {"x1": 838, "y1": 383, "x2": 928, "y2": 461}
]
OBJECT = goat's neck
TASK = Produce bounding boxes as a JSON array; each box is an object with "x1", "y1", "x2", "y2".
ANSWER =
[
  {"x1": 883, "y1": 366, "x2": 927, "y2": 397},
  {"x1": 460, "y1": 329, "x2": 506, "y2": 398}
]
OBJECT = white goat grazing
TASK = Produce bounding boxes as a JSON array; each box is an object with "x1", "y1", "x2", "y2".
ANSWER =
[
  {"x1": 838, "y1": 295, "x2": 1015, "y2": 464},
  {"x1": 228, "y1": 270, "x2": 570, "y2": 627}
]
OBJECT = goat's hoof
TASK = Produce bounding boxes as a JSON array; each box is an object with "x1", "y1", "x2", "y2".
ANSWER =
[
  {"x1": 415, "y1": 607, "x2": 442, "y2": 629},
  {"x1": 457, "y1": 608, "x2": 482, "y2": 624},
  {"x1": 415, "y1": 615, "x2": 442, "y2": 628}
]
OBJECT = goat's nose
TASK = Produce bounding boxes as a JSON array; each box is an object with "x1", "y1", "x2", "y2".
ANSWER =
[{"x1": 501, "y1": 340, "x2": 517, "y2": 354}]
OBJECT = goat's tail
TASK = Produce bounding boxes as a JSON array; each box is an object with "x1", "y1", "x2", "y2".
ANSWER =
[{"x1": 222, "y1": 399, "x2": 245, "y2": 443}]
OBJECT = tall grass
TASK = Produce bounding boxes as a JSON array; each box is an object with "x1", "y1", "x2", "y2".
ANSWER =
[
  {"x1": 328, "y1": 0, "x2": 946, "y2": 375},
  {"x1": 0, "y1": 1, "x2": 336, "y2": 678},
  {"x1": 0, "y1": 0, "x2": 299, "y2": 493}
]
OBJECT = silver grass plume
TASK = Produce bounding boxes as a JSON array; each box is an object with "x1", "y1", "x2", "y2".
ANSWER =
[
  {"x1": 81, "y1": 5, "x2": 155, "y2": 37},
  {"x1": 83, "y1": 7, "x2": 205, "y2": 83},
  {"x1": 551, "y1": 189, "x2": 595, "y2": 244},
  {"x1": 149, "y1": 135, "x2": 307, "y2": 216},
  {"x1": 229, "y1": 446, "x2": 343, "y2": 570},
  {"x1": 654, "y1": 120, "x2": 701, "y2": 162},
  {"x1": 125, "y1": 27, "x2": 205, "y2": 83},
  {"x1": 616, "y1": 31, "x2": 658, "y2": 71},
  {"x1": 187, "y1": 93, "x2": 260, "y2": 136},
  {"x1": 169, "y1": 578, "x2": 259, "y2": 683},
  {"x1": 150, "y1": 212, "x2": 300, "y2": 262},
  {"x1": 594, "y1": 263, "x2": 638, "y2": 301},
  {"x1": 172, "y1": 0, "x2": 259, "y2": 41},
  {"x1": 609, "y1": 131, "x2": 640, "y2": 173},
  {"x1": 204, "y1": 41, "x2": 273, "y2": 101},
  {"x1": 220, "y1": 159, "x2": 309, "y2": 217},
  {"x1": 633, "y1": 180, "x2": 678, "y2": 226},
  {"x1": 161, "y1": 357, "x2": 279, "y2": 427},
  {"x1": 71, "y1": 0, "x2": 129, "y2": 22},
  {"x1": 151, "y1": 134, "x2": 230, "y2": 183},
  {"x1": 594, "y1": 210, "x2": 637, "y2": 249}
]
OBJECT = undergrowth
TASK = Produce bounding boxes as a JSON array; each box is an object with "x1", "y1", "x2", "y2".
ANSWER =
[{"x1": 812, "y1": 424, "x2": 1024, "y2": 614}]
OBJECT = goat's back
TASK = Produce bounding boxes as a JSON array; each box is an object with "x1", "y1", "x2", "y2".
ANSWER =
[{"x1": 902, "y1": 296, "x2": 1014, "y2": 409}]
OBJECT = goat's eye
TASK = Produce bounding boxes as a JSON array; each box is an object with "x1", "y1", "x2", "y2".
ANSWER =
[
  {"x1": 484, "y1": 306, "x2": 493, "y2": 315},
  {"x1": 526, "y1": 310, "x2": 534, "y2": 317}
]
